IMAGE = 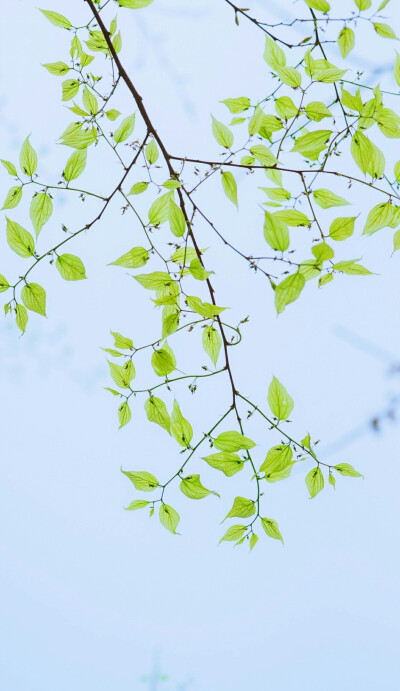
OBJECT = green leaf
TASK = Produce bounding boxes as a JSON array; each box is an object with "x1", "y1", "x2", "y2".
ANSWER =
[
  {"x1": 264, "y1": 211, "x2": 289, "y2": 251},
  {"x1": 113, "y1": 114, "x2": 136, "y2": 144},
  {"x1": 211, "y1": 116, "x2": 233, "y2": 149},
  {"x1": 0, "y1": 275, "x2": 9, "y2": 293},
  {"x1": 393, "y1": 228, "x2": 400, "y2": 252},
  {"x1": 202, "y1": 325, "x2": 222, "y2": 366},
  {"x1": 61, "y1": 79, "x2": 80, "y2": 101},
  {"x1": 394, "y1": 53, "x2": 400, "y2": 88},
  {"x1": 268, "y1": 376, "x2": 294, "y2": 420},
  {"x1": 263, "y1": 36, "x2": 286, "y2": 69},
  {"x1": 264, "y1": 463, "x2": 296, "y2": 483},
  {"x1": 39, "y1": 9, "x2": 72, "y2": 29},
  {"x1": 82, "y1": 86, "x2": 98, "y2": 115},
  {"x1": 332, "y1": 260, "x2": 372, "y2": 276},
  {"x1": 162, "y1": 310, "x2": 180, "y2": 339},
  {"x1": 148, "y1": 192, "x2": 173, "y2": 225},
  {"x1": 373, "y1": 23, "x2": 397, "y2": 39},
  {"x1": 261, "y1": 517, "x2": 283, "y2": 543},
  {"x1": 129, "y1": 182, "x2": 148, "y2": 195},
  {"x1": 121, "y1": 469, "x2": 158, "y2": 491},
  {"x1": 111, "y1": 331, "x2": 133, "y2": 349},
  {"x1": 43, "y1": 61, "x2": 70, "y2": 76},
  {"x1": 30, "y1": 193, "x2": 53, "y2": 237},
  {"x1": 319, "y1": 273, "x2": 333, "y2": 288},
  {"x1": 163, "y1": 179, "x2": 181, "y2": 190},
  {"x1": 292, "y1": 130, "x2": 331, "y2": 161},
  {"x1": 169, "y1": 200, "x2": 186, "y2": 237},
  {"x1": 171, "y1": 247, "x2": 200, "y2": 265},
  {"x1": 64, "y1": 148, "x2": 87, "y2": 181},
  {"x1": 213, "y1": 431, "x2": 255, "y2": 452},
  {"x1": 354, "y1": 0, "x2": 371, "y2": 9},
  {"x1": 273, "y1": 209, "x2": 310, "y2": 226},
  {"x1": 118, "y1": 0, "x2": 154, "y2": 7},
  {"x1": 180, "y1": 474, "x2": 218, "y2": 500},
  {"x1": 21, "y1": 282, "x2": 46, "y2": 316},
  {"x1": 186, "y1": 295, "x2": 225, "y2": 318},
  {"x1": 6, "y1": 217, "x2": 35, "y2": 257},
  {"x1": 106, "y1": 109, "x2": 121, "y2": 121},
  {"x1": 56, "y1": 253, "x2": 86, "y2": 280},
  {"x1": 329, "y1": 216, "x2": 356, "y2": 241},
  {"x1": 1, "y1": 160, "x2": 17, "y2": 176},
  {"x1": 2, "y1": 186, "x2": 22, "y2": 210},
  {"x1": 151, "y1": 344, "x2": 176, "y2": 377},
  {"x1": 313, "y1": 189, "x2": 350, "y2": 209},
  {"x1": 305, "y1": 101, "x2": 332, "y2": 122},
  {"x1": 202, "y1": 451, "x2": 244, "y2": 476},
  {"x1": 171, "y1": 400, "x2": 193, "y2": 447},
  {"x1": 376, "y1": 107, "x2": 400, "y2": 138},
  {"x1": 329, "y1": 472, "x2": 336, "y2": 489},
  {"x1": 275, "y1": 272, "x2": 305, "y2": 313},
  {"x1": 250, "y1": 533, "x2": 258, "y2": 551},
  {"x1": 261, "y1": 187, "x2": 290, "y2": 202},
  {"x1": 334, "y1": 463, "x2": 363, "y2": 477},
  {"x1": 108, "y1": 360, "x2": 135, "y2": 389},
  {"x1": 134, "y1": 271, "x2": 174, "y2": 291},
  {"x1": 221, "y1": 97, "x2": 250, "y2": 113},
  {"x1": 363, "y1": 202, "x2": 399, "y2": 236},
  {"x1": 15, "y1": 303, "x2": 28, "y2": 333},
  {"x1": 219, "y1": 524, "x2": 246, "y2": 543},
  {"x1": 275, "y1": 66, "x2": 302, "y2": 88},
  {"x1": 248, "y1": 105, "x2": 265, "y2": 136},
  {"x1": 109, "y1": 246, "x2": 149, "y2": 269},
  {"x1": 338, "y1": 27, "x2": 355, "y2": 58},
  {"x1": 118, "y1": 401, "x2": 131, "y2": 428},
  {"x1": 275, "y1": 96, "x2": 298, "y2": 119},
  {"x1": 125, "y1": 500, "x2": 150, "y2": 511},
  {"x1": 159, "y1": 503, "x2": 180, "y2": 534},
  {"x1": 20, "y1": 136, "x2": 37, "y2": 176},
  {"x1": 59, "y1": 124, "x2": 97, "y2": 149},
  {"x1": 305, "y1": 466, "x2": 324, "y2": 498},
  {"x1": 144, "y1": 396, "x2": 171, "y2": 434},
  {"x1": 221, "y1": 171, "x2": 238, "y2": 207},
  {"x1": 312, "y1": 242, "x2": 334, "y2": 262},
  {"x1": 250, "y1": 144, "x2": 277, "y2": 167},
  {"x1": 145, "y1": 139, "x2": 159, "y2": 164},
  {"x1": 224, "y1": 496, "x2": 255, "y2": 521},
  {"x1": 260, "y1": 445, "x2": 293, "y2": 473}
]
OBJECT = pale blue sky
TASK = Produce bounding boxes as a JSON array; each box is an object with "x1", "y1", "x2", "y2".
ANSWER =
[{"x1": 0, "y1": 1, "x2": 399, "y2": 689}]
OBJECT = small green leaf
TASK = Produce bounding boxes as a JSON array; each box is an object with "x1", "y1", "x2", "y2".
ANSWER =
[
  {"x1": 171, "y1": 400, "x2": 193, "y2": 447},
  {"x1": 159, "y1": 504, "x2": 180, "y2": 534},
  {"x1": 43, "y1": 61, "x2": 70, "y2": 76},
  {"x1": 313, "y1": 188, "x2": 350, "y2": 209},
  {"x1": 1, "y1": 160, "x2": 18, "y2": 176},
  {"x1": 334, "y1": 463, "x2": 363, "y2": 477},
  {"x1": 20, "y1": 136, "x2": 37, "y2": 176},
  {"x1": 148, "y1": 192, "x2": 173, "y2": 225},
  {"x1": 224, "y1": 496, "x2": 255, "y2": 521},
  {"x1": 219, "y1": 524, "x2": 246, "y2": 543},
  {"x1": 118, "y1": 0, "x2": 154, "y2": 8},
  {"x1": 329, "y1": 216, "x2": 356, "y2": 241},
  {"x1": 6, "y1": 217, "x2": 35, "y2": 257},
  {"x1": 202, "y1": 451, "x2": 244, "y2": 476},
  {"x1": 15, "y1": 303, "x2": 28, "y2": 333},
  {"x1": 21, "y1": 282, "x2": 46, "y2": 316},
  {"x1": 106, "y1": 109, "x2": 121, "y2": 121},
  {"x1": 39, "y1": 9, "x2": 72, "y2": 29},
  {"x1": 64, "y1": 148, "x2": 87, "y2": 181},
  {"x1": 305, "y1": 466, "x2": 324, "y2": 498},
  {"x1": 202, "y1": 325, "x2": 222, "y2": 366},
  {"x1": 259, "y1": 445, "x2": 293, "y2": 474},
  {"x1": 329, "y1": 472, "x2": 336, "y2": 489},
  {"x1": 168, "y1": 200, "x2": 186, "y2": 237},
  {"x1": 108, "y1": 360, "x2": 135, "y2": 388},
  {"x1": 144, "y1": 396, "x2": 171, "y2": 434},
  {"x1": 261, "y1": 517, "x2": 284, "y2": 543},
  {"x1": 180, "y1": 474, "x2": 218, "y2": 500},
  {"x1": 30, "y1": 193, "x2": 53, "y2": 237},
  {"x1": 62, "y1": 79, "x2": 80, "y2": 101},
  {"x1": 111, "y1": 331, "x2": 133, "y2": 349},
  {"x1": 264, "y1": 211, "x2": 289, "y2": 251},
  {"x1": 129, "y1": 182, "x2": 148, "y2": 195},
  {"x1": 109, "y1": 246, "x2": 149, "y2": 269},
  {"x1": 82, "y1": 86, "x2": 98, "y2": 115},
  {"x1": 221, "y1": 171, "x2": 238, "y2": 207},
  {"x1": 211, "y1": 116, "x2": 233, "y2": 149},
  {"x1": 0, "y1": 275, "x2": 9, "y2": 293},
  {"x1": 373, "y1": 23, "x2": 397, "y2": 40},
  {"x1": 213, "y1": 431, "x2": 255, "y2": 452},
  {"x1": 221, "y1": 97, "x2": 251, "y2": 113},
  {"x1": 268, "y1": 376, "x2": 294, "y2": 420},
  {"x1": 125, "y1": 499, "x2": 150, "y2": 511},
  {"x1": 292, "y1": 130, "x2": 331, "y2": 161},
  {"x1": 56, "y1": 253, "x2": 86, "y2": 280},
  {"x1": 275, "y1": 66, "x2": 302, "y2": 88},
  {"x1": 145, "y1": 139, "x2": 159, "y2": 164},
  {"x1": 305, "y1": 101, "x2": 332, "y2": 122},
  {"x1": 113, "y1": 114, "x2": 136, "y2": 144},
  {"x1": 275, "y1": 272, "x2": 305, "y2": 313},
  {"x1": 121, "y1": 468, "x2": 158, "y2": 491},
  {"x1": 151, "y1": 344, "x2": 176, "y2": 377},
  {"x1": 118, "y1": 401, "x2": 131, "y2": 428},
  {"x1": 338, "y1": 26, "x2": 355, "y2": 58},
  {"x1": 2, "y1": 186, "x2": 22, "y2": 210}
]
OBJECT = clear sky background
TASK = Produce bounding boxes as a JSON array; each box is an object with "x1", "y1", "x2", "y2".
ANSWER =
[{"x1": 0, "y1": 1, "x2": 400, "y2": 690}]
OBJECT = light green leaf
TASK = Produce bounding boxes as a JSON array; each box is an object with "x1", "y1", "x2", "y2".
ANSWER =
[
  {"x1": 393, "y1": 228, "x2": 400, "y2": 252},
  {"x1": 159, "y1": 503, "x2": 180, "y2": 534},
  {"x1": 82, "y1": 86, "x2": 98, "y2": 115},
  {"x1": 275, "y1": 272, "x2": 305, "y2": 313},
  {"x1": 145, "y1": 139, "x2": 159, "y2": 164},
  {"x1": 20, "y1": 136, "x2": 37, "y2": 176},
  {"x1": 334, "y1": 463, "x2": 363, "y2": 477},
  {"x1": 180, "y1": 474, "x2": 218, "y2": 500},
  {"x1": 305, "y1": 466, "x2": 324, "y2": 498},
  {"x1": 114, "y1": 114, "x2": 136, "y2": 144},
  {"x1": 363, "y1": 202, "x2": 399, "y2": 235},
  {"x1": 109, "y1": 246, "x2": 149, "y2": 269},
  {"x1": 213, "y1": 431, "x2": 255, "y2": 452},
  {"x1": 0, "y1": 275, "x2": 9, "y2": 293},
  {"x1": 108, "y1": 360, "x2": 135, "y2": 388},
  {"x1": 312, "y1": 242, "x2": 334, "y2": 262},
  {"x1": 121, "y1": 468, "x2": 158, "y2": 491},
  {"x1": 250, "y1": 145, "x2": 277, "y2": 167},
  {"x1": 39, "y1": 9, "x2": 72, "y2": 29},
  {"x1": 171, "y1": 400, "x2": 193, "y2": 447},
  {"x1": 148, "y1": 192, "x2": 173, "y2": 225},
  {"x1": 163, "y1": 179, "x2": 181, "y2": 190},
  {"x1": 111, "y1": 331, "x2": 133, "y2": 349},
  {"x1": 118, "y1": 401, "x2": 131, "y2": 428},
  {"x1": 202, "y1": 451, "x2": 244, "y2": 476},
  {"x1": 169, "y1": 200, "x2": 186, "y2": 237},
  {"x1": 376, "y1": 107, "x2": 400, "y2": 138},
  {"x1": 319, "y1": 273, "x2": 333, "y2": 287},
  {"x1": 259, "y1": 445, "x2": 293, "y2": 474},
  {"x1": 15, "y1": 303, "x2": 28, "y2": 333},
  {"x1": 394, "y1": 53, "x2": 400, "y2": 88},
  {"x1": 221, "y1": 97, "x2": 250, "y2": 113},
  {"x1": 261, "y1": 517, "x2": 283, "y2": 543},
  {"x1": 118, "y1": 0, "x2": 154, "y2": 7},
  {"x1": 219, "y1": 524, "x2": 246, "y2": 543},
  {"x1": 264, "y1": 211, "x2": 289, "y2": 251},
  {"x1": 313, "y1": 188, "x2": 350, "y2": 209},
  {"x1": 2, "y1": 186, "x2": 22, "y2": 210},
  {"x1": 354, "y1": 0, "x2": 371, "y2": 9},
  {"x1": 144, "y1": 396, "x2": 171, "y2": 434},
  {"x1": 333, "y1": 260, "x2": 372, "y2": 275},
  {"x1": 265, "y1": 463, "x2": 296, "y2": 483},
  {"x1": 186, "y1": 295, "x2": 225, "y2": 318},
  {"x1": 211, "y1": 116, "x2": 233, "y2": 149},
  {"x1": 64, "y1": 149, "x2": 87, "y2": 181},
  {"x1": 273, "y1": 209, "x2": 310, "y2": 226},
  {"x1": 56, "y1": 253, "x2": 86, "y2": 280},
  {"x1": 106, "y1": 109, "x2": 121, "y2": 121},
  {"x1": 221, "y1": 171, "x2": 238, "y2": 207},
  {"x1": 338, "y1": 26, "x2": 355, "y2": 58},
  {"x1": 135, "y1": 271, "x2": 175, "y2": 291},
  {"x1": 21, "y1": 282, "x2": 46, "y2": 316},
  {"x1": 151, "y1": 344, "x2": 176, "y2": 377},
  {"x1": 43, "y1": 61, "x2": 70, "y2": 76},
  {"x1": 224, "y1": 496, "x2": 255, "y2": 521},
  {"x1": 202, "y1": 325, "x2": 222, "y2": 366},
  {"x1": 248, "y1": 105, "x2": 265, "y2": 136},
  {"x1": 129, "y1": 182, "x2": 148, "y2": 195},
  {"x1": 62, "y1": 79, "x2": 80, "y2": 101},
  {"x1": 1, "y1": 160, "x2": 17, "y2": 176},
  {"x1": 305, "y1": 101, "x2": 332, "y2": 122},
  {"x1": 59, "y1": 124, "x2": 97, "y2": 149},
  {"x1": 268, "y1": 376, "x2": 294, "y2": 420},
  {"x1": 30, "y1": 193, "x2": 53, "y2": 237},
  {"x1": 125, "y1": 500, "x2": 150, "y2": 511},
  {"x1": 292, "y1": 130, "x2": 331, "y2": 161},
  {"x1": 373, "y1": 23, "x2": 397, "y2": 39},
  {"x1": 275, "y1": 96, "x2": 298, "y2": 119},
  {"x1": 6, "y1": 217, "x2": 35, "y2": 257},
  {"x1": 250, "y1": 533, "x2": 258, "y2": 551},
  {"x1": 329, "y1": 216, "x2": 356, "y2": 241},
  {"x1": 275, "y1": 66, "x2": 302, "y2": 88},
  {"x1": 263, "y1": 36, "x2": 286, "y2": 69}
]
